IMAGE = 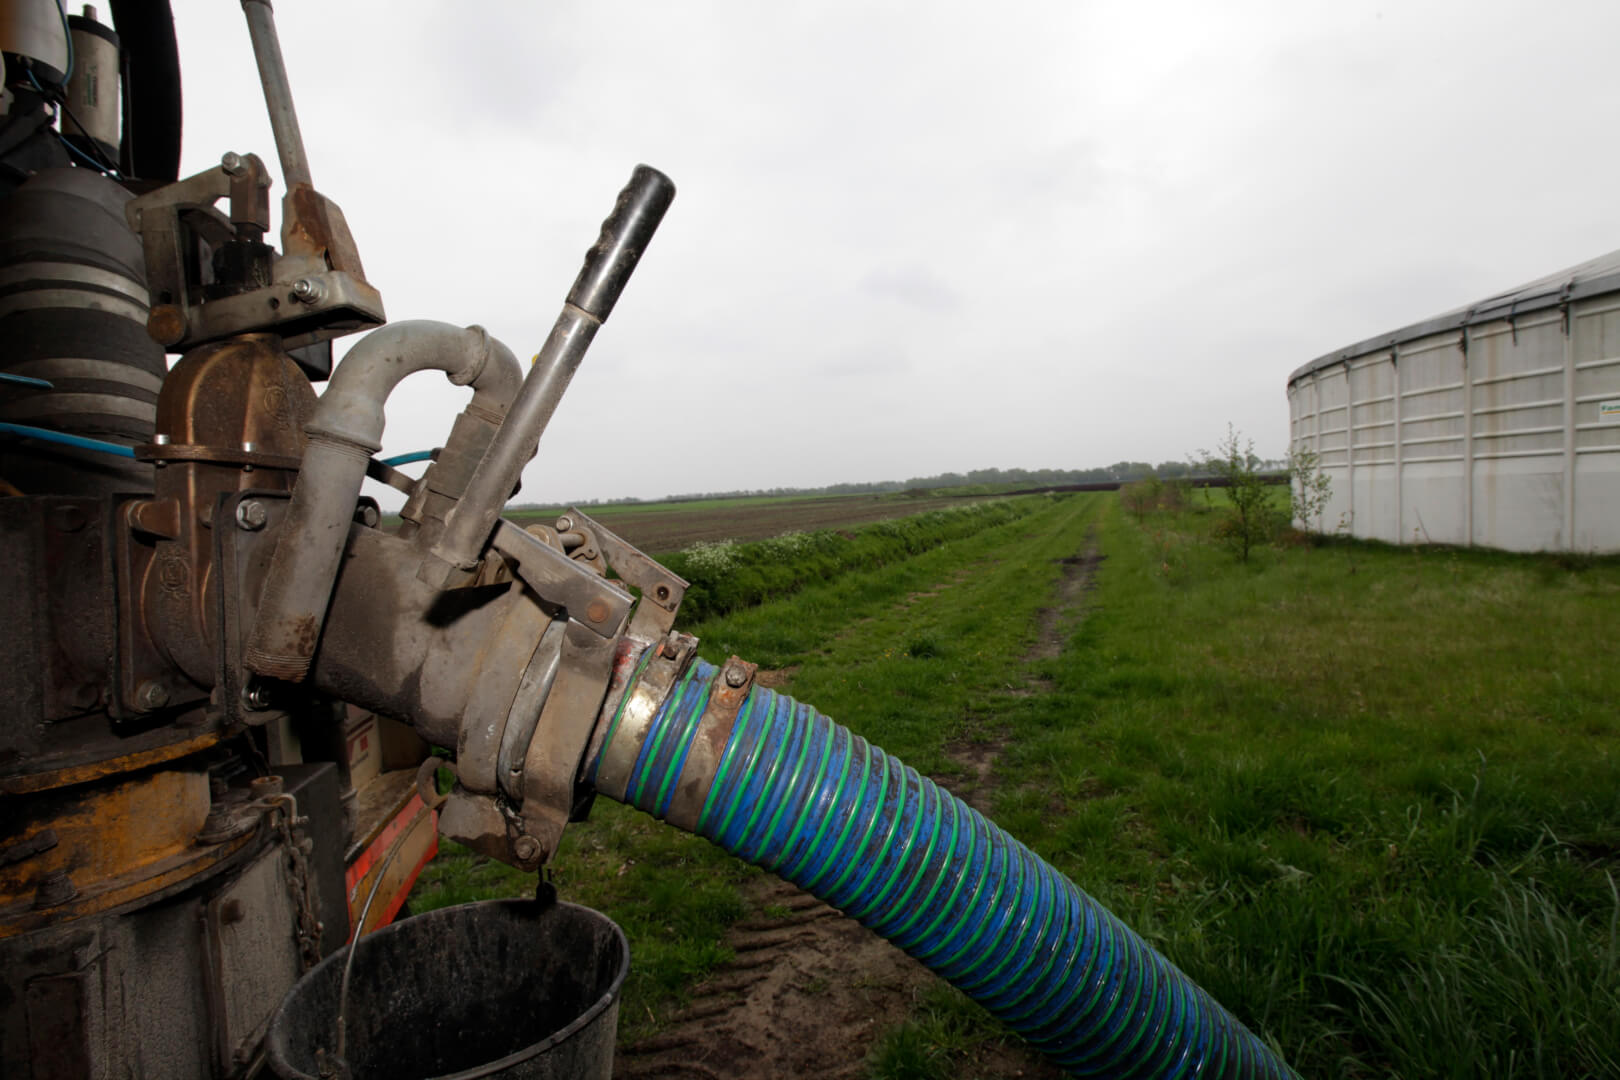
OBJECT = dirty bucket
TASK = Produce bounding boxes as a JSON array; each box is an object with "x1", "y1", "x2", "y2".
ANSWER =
[{"x1": 266, "y1": 899, "x2": 628, "y2": 1080}]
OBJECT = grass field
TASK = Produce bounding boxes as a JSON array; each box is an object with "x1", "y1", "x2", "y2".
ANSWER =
[
  {"x1": 504, "y1": 491, "x2": 1001, "y2": 553},
  {"x1": 408, "y1": 490, "x2": 1620, "y2": 1079}
]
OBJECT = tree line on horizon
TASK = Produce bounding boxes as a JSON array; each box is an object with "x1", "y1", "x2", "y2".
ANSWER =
[{"x1": 538, "y1": 458, "x2": 1288, "y2": 510}]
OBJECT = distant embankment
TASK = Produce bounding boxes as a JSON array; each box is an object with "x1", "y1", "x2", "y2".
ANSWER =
[{"x1": 992, "y1": 473, "x2": 1287, "y2": 497}]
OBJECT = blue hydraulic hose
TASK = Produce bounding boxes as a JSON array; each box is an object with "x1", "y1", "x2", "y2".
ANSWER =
[
  {"x1": 595, "y1": 652, "x2": 1299, "y2": 1079},
  {"x1": 380, "y1": 449, "x2": 436, "y2": 467},
  {"x1": 0, "y1": 421, "x2": 136, "y2": 458}
]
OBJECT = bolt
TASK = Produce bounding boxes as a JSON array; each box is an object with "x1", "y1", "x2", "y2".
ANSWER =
[
  {"x1": 198, "y1": 805, "x2": 233, "y2": 837},
  {"x1": 660, "y1": 631, "x2": 682, "y2": 660},
  {"x1": 513, "y1": 835, "x2": 542, "y2": 862},
  {"x1": 147, "y1": 304, "x2": 188, "y2": 347},
  {"x1": 241, "y1": 682, "x2": 273, "y2": 711},
  {"x1": 290, "y1": 278, "x2": 322, "y2": 304},
  {"x1": 51, "y1": 504, "x2": 86, "y2": 533},
  {"x1": 654, "y1": 584, "x2": 671, "y2": 602},
  {"x1": 555, "y1": 515, "x2": 573, "y2": 533},
  {"x1": 33, "y1": 870, "x2": 78, "y2": 909},
  {"x1": 235, "y1": 499, "x2": 268, "y2": 531},
  {"x1": 355, "y1": 504, "x2": 380, "y2": 528},
  {"x1": 136, "y1": 681, "x2": 169, "y2": 711},
  {"x1": 585, "y1": 599, "x2": 610, "y2": 625},
  {"x1": 251, "y1": 775, "x2": 284, "y2": 798},
  {"x1": 220, "y1": 151, "x2": 246, "y2": 176},
  {"x1": 725, "y1": 664, "x2": 748, "y2": 689}
]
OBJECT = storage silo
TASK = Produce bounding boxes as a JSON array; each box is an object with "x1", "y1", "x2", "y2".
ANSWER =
[{"x1": 1287, "y1": 250, "x2": 1620, "y2": 553}]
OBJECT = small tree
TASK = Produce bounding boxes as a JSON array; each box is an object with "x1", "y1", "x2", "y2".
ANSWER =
[
  {"x1": 1287, "y1": 444, "x2": 1332, "y2": 534},
  {"x1": 1119, "y1": 476, "x2": 1161, "y2": 524},
  {"x1": 1198, "y1": 424, "x2": 1277, "y2": 562}
]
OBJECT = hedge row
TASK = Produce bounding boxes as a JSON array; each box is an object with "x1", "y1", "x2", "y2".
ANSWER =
[{"x1": 659, "y1": 498, "x2": 1042, "y2": 623}]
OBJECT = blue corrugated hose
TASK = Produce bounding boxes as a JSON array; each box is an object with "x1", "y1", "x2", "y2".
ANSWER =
[{"x1": 597, "y1": 653, "x2": 1299, "y2": 1079}]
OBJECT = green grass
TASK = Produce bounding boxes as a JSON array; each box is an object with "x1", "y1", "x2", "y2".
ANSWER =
[
  {"x1": 986, "y1": 496, "x2": 1620, "y2": 1078},
  {"x1": 410, "y1": 488, "x2": 1620, "y2": 1077}
]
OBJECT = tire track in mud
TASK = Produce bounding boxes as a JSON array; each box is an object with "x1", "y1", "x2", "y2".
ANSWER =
[
  {"x1": 942, "y1": 526, "x2": 1102, "y2": 814},
  {"x1": 617, "y1": 526, "x2": 1101, "y2": 1080},
  {"x1": 616, "y1": 877, "x2": 934, "y2": 1080}
]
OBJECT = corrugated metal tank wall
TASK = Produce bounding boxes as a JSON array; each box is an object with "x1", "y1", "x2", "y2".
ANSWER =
[{"x1": 1287, "y1": 254, "x2": 1620, "y2": 553}]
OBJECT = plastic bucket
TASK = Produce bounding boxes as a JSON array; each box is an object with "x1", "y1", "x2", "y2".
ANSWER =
[{"x1": 266, "y1": 899, "x2": 628, "y2": 1079}]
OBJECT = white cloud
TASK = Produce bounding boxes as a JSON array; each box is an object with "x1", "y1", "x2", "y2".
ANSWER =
[{"x1": 162, "y1": 0, "x2": 1620, "y2": 503}]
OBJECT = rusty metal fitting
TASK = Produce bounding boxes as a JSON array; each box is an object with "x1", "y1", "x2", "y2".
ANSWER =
[
  {"x1": 220, "y1": 151, "x2": 246, "y2": 176},
  {"x1": 414, "y1": 756, "x2": 450, "y2": 811},
  {"x1": 512, "y1": 835, "x2": 542, "y2": 862}
]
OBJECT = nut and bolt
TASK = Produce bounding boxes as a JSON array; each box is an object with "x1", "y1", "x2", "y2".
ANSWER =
[
  {"x1": 555, "y1": 515, "x2": 573, "y2": 532},
  {"x1": 290, "y1": 278, "x2": 322, "y2": 303},
  {"x1": 235, "y1": 499, "x2": 268, "y2": 531},
  {"x1": 241, "y1": 682, "x2": 273, "y2": 711},
  {"x1": 33, "y1": 870, "x2": 78, "y2": 909},
  {"x1": 660, "y1": 631, "x2": 681, "y2": 660},
  {"x1": 512, "y1": 835, "x2": 542, "y2": 862},
  {"x1": 725, "y1": 664, "x2": 749, "y2": 689},
  {"x1": 220, "y1": 151, "x2": 246, "y2": 176},
  {"x1": 250, "y1": 775, "x2": 284, "y2": 798},
  {"x1": 135, "y1": 681, "x2": 169, "y2": 711},
  {"x1": 354, "y1": 504, "x2": 380, "y2": 528}
]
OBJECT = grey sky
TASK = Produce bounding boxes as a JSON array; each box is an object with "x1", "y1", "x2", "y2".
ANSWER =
[{"x1": 169, "y1": 1, "x2": 1620, "y2": 504}]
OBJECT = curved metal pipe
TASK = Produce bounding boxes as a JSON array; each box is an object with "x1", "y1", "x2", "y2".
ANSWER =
[
  {"x1": 244, "y1": 321, "x2": 520, "y2": 682},
  {"x1": 593, "y1": 650, "x2": 1300, "y2": 1079}
]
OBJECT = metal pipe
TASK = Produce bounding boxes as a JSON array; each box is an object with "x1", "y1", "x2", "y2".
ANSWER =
[
  {"x1": 245, "y1": 321, "x2": 521, "y2": 682},
  {"x1": 424, "y1": 165, "x2": 675, "y2": 584},
  {"x1": 239, "y1": 0, "x2": 312, "y2": 190}
]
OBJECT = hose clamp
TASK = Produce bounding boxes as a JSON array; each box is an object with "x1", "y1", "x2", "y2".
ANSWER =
[
  {"x1": 592, "y1": 632, "x2": 696, "y2": 802},
  {"x1": 662, "y1": 656, "x2": 756, "y2": 832}
]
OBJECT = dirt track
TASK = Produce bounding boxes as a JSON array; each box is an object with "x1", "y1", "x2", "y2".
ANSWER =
[{"x1": 614, "y1": 535, "x2": 1101, "y2": 1080}]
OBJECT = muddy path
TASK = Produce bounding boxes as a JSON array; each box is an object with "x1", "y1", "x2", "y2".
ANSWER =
[{"x1": 616, "y1": 530, "x2": 1102, "y2": 1080}]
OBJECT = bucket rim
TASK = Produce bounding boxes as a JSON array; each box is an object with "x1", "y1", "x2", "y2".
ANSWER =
[{"x1": 265, "y1": 897, "x2": 630, "y2": 1080}]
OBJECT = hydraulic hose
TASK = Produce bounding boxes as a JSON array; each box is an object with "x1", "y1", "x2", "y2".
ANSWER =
[{"x1": 591, "y1": 649, "x2": 1299, "y2": 1079}]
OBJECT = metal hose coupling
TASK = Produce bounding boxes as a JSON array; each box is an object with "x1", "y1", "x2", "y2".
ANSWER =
[{"x1": 589, "y1": 643, "x2": 1300, "y2": 1079}]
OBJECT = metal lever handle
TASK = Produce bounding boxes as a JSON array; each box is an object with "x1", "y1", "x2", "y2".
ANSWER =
[
  {"x1": 423, "y1": 166, "x2": 675, "y2": 585},
  {"x1": 568, "y1": 164, "x2": 677, "y2": 321}
]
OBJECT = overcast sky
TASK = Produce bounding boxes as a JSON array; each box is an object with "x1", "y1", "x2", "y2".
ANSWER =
[{"x1": 165, "y1": 0, "x2": 1620, "y2": 505}]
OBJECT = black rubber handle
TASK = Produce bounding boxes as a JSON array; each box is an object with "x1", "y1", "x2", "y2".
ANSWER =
[{"x1": 566, "y1": 164, "x2": 676, "y2": 322}]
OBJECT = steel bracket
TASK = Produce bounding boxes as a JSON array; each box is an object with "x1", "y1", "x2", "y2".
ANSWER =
[
  {"x1": 556, "y1": 507, "x2": 688, "y2": 641},
  {"x1": 488, "y1": 520, "x2": 632, "y2": 638}
]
